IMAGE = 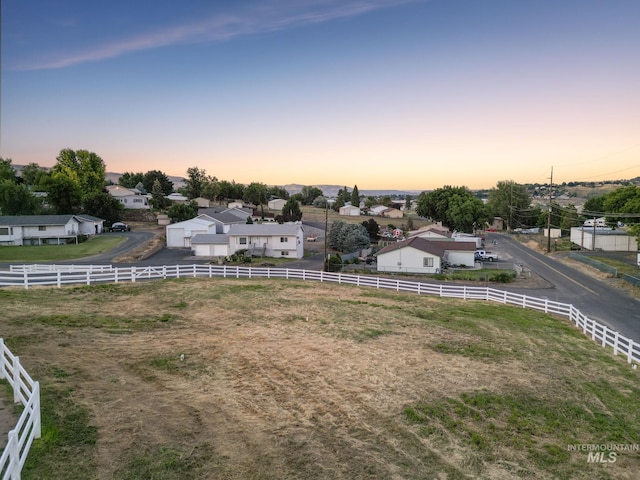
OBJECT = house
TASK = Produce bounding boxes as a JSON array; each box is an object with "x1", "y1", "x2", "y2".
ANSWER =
[
  {"x1": 106, "y1": 185, "x2": 150, "y2": 210},
  {"x1": 339, "y1": 205, "x2": 361, "y2": 216},
  {"x1": 166, "y1": 193, "x2": 189, "y2": 204},
  {"x1": 191, "y1": 223, "x2": 304, "y2": 259},
  {"x1": 268, "y1": 198, "x2": 287, "y2": 211},
  {"x1": 408, "y1": 225, "x2": 451, "y2": 239},
  {"x1": 376, "y1": 237, "x2": 476, "y2": 274},
  {"x1": 369, "y1": 205, "x2": 388, "y2": 216},
  {"x1": 165, "y1": 216, "x2": 217, "y2": 248},
  {"x1": 380, "y1": 207, "x2": 403, "y2": 219},
  {"x1": 194, "y1": 197, "x2": 211, "y2": 208},
  {"x1": 0, "y1": 215, "x2": 104, "y2": 246},
  {"x1": 570, "y1": 227, "x2": 638, "y2": 252},
  {"x1": 227, "y1": 224, "x2": 304, "y2": 258}
]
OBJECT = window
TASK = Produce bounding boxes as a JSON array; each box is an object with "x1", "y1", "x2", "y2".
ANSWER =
[
  {"x1": 239, "y1": 237, "x2": 247, "y2": 245},
  {"x1": 281, "y1": 251, "x2": 290, "y2": 256},
  {"x1": 0, "y1": 227, "x2": 9, "y2": 235},
  {"x1": 38, "y1": 226, "x2": 46, "y2": 231},
  {"x1": 280, "y1": 237, "x2": 288, "y2": 243},
  {"x1": 423, "y1": 257, "x2": 434, "y2": 267},
  {"x1": 133, "y1": 198, "x2": 143, "y2": 203}
]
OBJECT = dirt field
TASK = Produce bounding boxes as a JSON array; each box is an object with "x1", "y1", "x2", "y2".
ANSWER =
[{"x1": 2, "y1": 276, "x2": 639, "y2": 479}]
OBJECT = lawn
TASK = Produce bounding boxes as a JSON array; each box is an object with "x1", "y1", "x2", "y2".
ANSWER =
[
  {"x1": 0, "y1": 236, "x2": 126, "y2": 262},
  {"x1": 1, "y1": 277, "x2": 638, "y2": 479}
]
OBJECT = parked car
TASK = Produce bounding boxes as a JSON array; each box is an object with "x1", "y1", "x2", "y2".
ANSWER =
[{"x1": 110, "y1": 222, "x2": 130, "y2": 232}]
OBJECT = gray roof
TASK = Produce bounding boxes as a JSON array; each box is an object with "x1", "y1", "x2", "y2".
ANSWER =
[
  {"x1": 191, "y1": 234, "x2": 230, "y2": 245},
  {"x1": 75, "y1": 214, "x2": 105, "y2": 222},
  {"x1": 0, "y1": 215, "x2": 78, "y2": 226},
  {"x1": 227, "y1": 223, "x2": 302, "y2": 236}
]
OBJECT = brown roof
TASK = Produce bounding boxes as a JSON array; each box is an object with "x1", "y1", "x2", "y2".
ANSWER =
[{"x1": 376, "y1": 237, "x2": 475, "y2": 257}]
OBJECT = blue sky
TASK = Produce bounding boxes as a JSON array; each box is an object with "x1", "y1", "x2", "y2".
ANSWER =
[{"x1": 2, "y1": 0, "x2": 639, "y2": 189}]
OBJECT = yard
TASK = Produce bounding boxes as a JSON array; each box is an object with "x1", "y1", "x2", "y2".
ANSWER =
[
  {"x1": 0, "y1": 236, "x2": 125, "y2": 262},
  {"x1": 1, "y1": 277, "x2": 638, "y2": 479}
]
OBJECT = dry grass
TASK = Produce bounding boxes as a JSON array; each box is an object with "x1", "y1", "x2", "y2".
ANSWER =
[{"x1": 2, "y1": 278, "x2": 638, "y2": 479}]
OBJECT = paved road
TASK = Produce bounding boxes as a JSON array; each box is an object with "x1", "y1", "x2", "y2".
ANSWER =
[{"x1": 483, "y1": 233, "x2": 640, "y2": 341}]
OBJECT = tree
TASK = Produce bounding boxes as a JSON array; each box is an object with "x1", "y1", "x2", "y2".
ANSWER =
[
  {"x1": 404, "y1": 195, "x2": 412, "y2": 211},
  {"x1": 416, "y1": 186, "x2": 489, "y2": 232},
  {"x1": 342, "y1": 224, "x2": 371, "y2": 253},
  {"x1": 0, "y1": 180, "x2": 40, "y2": 215},
  {"x1": 243, "y1": 182, "x2": 269, "y2": 217},
  {"x1": 559, "y1": 204, "x2": 580, "y2": 234},
  {"x1": 167, "y1": 201, "x2": 199, "y2": 223},
  {"x1": 281, "y1": 198, "x2": 302, "y2": 222},
  {"x1": 20, "y1": 162, "x2": 48, "y2": 188},
  {"x1": 300, "y1": 186, "x2": 323, "y2": 205},
  {"x1": 328, "y1": 220, "x2": 348, "y2": 250},
  {"x1": 142, "y1": 170, "x2": 173, "y2": 195},
  {"x1": 119, "y1": 172, "x2": 144, "y2": 189},
  {"x1": 313, "y1": 196, "x2": 329, "y2": 208},
  {"x1": 53, "y1": 149, "x2": 106, "y2": 198},
  {"x1": 361, "y1": 218, "x2": 380, "y2": 241},
  {"x1": 218, "y1": 180, "x2": 244, "y2": 201},
  {"x1": 201, "y1": 180, "x2": 220, "y2": 202},
  {"x1": 150, "y1": 179, "x2": 171, "y2": 210},
  {"x1": 182, "y1": 166, "x2": 215, "y2": 199},
  {"x1": 43, "y1": 172, "x2": 82, "y2": 214},
  {"x1": 332, "y1": 187, "x2": 350, "y2": 212},
  {"x1": 268, "y1": 186, "x2": 290, "y2": 200},
  {"x1": 351, "y1": 185, "x2": 360, "y2": 207},
  {"x1": 486, "y1": 180, "x2": 531, "y2": 230},
  {"x1": 0, "y1": 158, "x2": 17, "y2": 183},
  {"x1": 328, "y1": 220, "x2": 370, "y2": 252},
  {"x1": 83, "y1": 191, "x2": 124, "y2": 225}
]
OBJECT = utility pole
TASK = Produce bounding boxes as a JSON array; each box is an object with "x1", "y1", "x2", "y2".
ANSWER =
[
  {"x1": 546, "y1": 167, "x2": 553, "y2": 253},
  {"x1": 323, "y1": 202, "x2": 329, "y2": 272}
]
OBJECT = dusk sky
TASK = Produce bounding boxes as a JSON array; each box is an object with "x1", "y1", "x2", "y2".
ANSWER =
[{"x1": 1, "y1": 0, "x2": 639, "y2": 190}]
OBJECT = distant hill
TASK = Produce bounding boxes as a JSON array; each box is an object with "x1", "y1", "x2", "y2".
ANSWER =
[{"x1": 282, "y1": 184, "x2": 423, "y2": 198}]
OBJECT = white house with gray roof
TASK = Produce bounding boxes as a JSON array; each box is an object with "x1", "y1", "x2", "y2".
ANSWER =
[
  {"x1": 0, "y1": 215, "x2": 105, "y2": 246},
  {"x1": 191, "y1": 223, "x2": 304, "y2": 259}
]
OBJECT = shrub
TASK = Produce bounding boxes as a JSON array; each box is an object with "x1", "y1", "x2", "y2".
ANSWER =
[{"x1": 489, "y1": 272, "x2": 516, "y2": 283}]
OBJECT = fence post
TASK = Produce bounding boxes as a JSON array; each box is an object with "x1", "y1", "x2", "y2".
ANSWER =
[
  {"x1": 613, "y1": 331, "x2": 619, "y2": 356},
  {"x1": 627, "y1": 341, "x2": 634, "y2": 364},
  {"x1": 86, "y1": 271, "x2": 91, "y2": 285},
  {"x1": 0, "y1": 339, "x2": 6, "y2": 380},
  {"x1": 601, "y1": 326, "x2": 607, "y2": 348},
  {"x1": 33, "y1": 381, "x2": 41, "y2": 438},
  {"x1": 131, "y1": 266, "x2": 136, "y2": 283},
  {"x1": 8, "y1": 429, "x2": 19, "y2": 480},
  {"x1": 23, "y1": 271, "x2": 28, "y2": 290},
  {"x1": 12, "y1": 356, "x2": 20, "y2": 403}
]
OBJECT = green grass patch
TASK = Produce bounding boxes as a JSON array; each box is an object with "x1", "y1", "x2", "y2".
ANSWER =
[
  {"x1": 432, "y1": 341, "x2": 508, "y2": 359},
  {"x1": 22, "y1": 383, "x2": 98, "y2": 479},
  {"x1": 114, "y1": 444, "x2": 213, "y2": 480},
  {"x1": 0, "y1": 235, "x2": 125, "y2": 262},
  {"x1": 405, "y1": 385, "x2": 639, "y2": 479}
]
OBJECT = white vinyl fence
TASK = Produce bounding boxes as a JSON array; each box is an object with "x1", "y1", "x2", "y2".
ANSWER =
[
  {"x1": 0, "y1": 339, "x2": 41, "y2": 480},
  {"x1": 0, "y1": 264, "x2": 638, "y2": 366}
]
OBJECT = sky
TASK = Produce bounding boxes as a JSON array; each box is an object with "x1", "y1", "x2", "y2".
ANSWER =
[{"x1": 1, "y1": 0, "x2": 639, "y2": 190}]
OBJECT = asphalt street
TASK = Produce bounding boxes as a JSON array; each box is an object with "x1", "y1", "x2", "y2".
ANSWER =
[{"x1": 483, "y1": 233, "x2": 640, "y2": 342}]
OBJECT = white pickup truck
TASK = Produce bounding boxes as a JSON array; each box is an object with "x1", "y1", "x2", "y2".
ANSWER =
[{"x1": 475, "y1": 249, "x2": 498, "y2": 262}]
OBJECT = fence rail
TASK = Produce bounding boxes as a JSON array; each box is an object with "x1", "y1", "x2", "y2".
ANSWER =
[
  {"x1": 0, "y1": 264, "x2": 638, "y2": 366},
  {"x1": 0, "y1": 339, "x2": 41, "y2": 480}
]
